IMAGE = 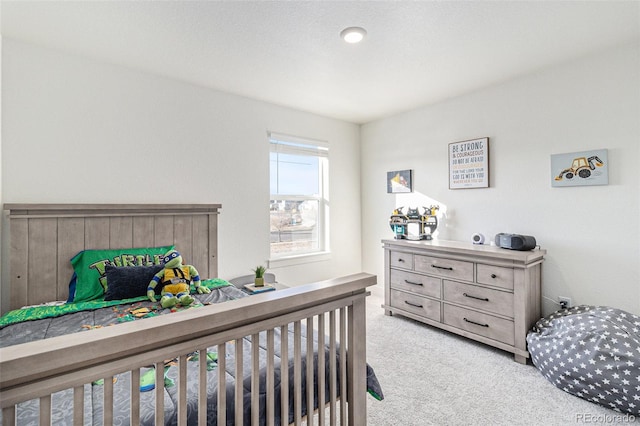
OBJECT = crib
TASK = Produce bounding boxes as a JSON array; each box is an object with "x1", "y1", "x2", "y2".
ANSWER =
[{"x1": 0, "y1": 204, "x2": 377, "y2": 425}]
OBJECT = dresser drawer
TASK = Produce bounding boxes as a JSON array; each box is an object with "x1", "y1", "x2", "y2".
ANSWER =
[
  {"x1": 443, "y1": 304, "x2": 514, "y2": 346},
  {"x1": 390, "y1": 251, "x2": 413, "y2": 269},
  {"x1": 390, "y1": 289, "x2": 441, "y2": 322},
  {"x1": 390, "y1": 269, "x2": 441, "y2": 299},
  {"x1": 477, "y1": 264, "x2": 514, "y2": 290},
  {"x1": 443, "y1": 280, "x2": 514, "y2": 318},
  {"x1": 414, "y1": 255, "x2": 473, "y2": 282}
]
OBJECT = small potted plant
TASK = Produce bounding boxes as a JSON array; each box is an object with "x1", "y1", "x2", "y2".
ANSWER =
[{"x1": 253, "y1": 265, "x2": 267, "y2": 287}]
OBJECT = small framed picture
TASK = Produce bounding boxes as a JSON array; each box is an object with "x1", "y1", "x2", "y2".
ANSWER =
[
  {"x1": 550, "y1": 149, "x2": 608, "y2": 187},
  {"x1": 387, "y1": 170, "x2": 413, "y2": 193},
  {"x1": 449, "y1": 137, "x2": 489, "y2": 189}
]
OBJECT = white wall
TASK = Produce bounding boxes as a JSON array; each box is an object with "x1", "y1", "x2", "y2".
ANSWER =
[
  {"x1": 0, "y1": 39, "x2": 363, "y2": 311},
  {"x1": 0, "y1": 35, "x2": 3, "y2": 299},
  {"x1": 361, "y1": 42, "x2": 640, "y2": 315},
  {"x1": 2, "y1": 38, "x2": 638, "y2": 317}
]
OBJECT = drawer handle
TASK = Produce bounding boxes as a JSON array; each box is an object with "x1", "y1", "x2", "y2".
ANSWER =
[
  {"x1": 431, "y1": 265, "x2": 453, "y2": 271},
  {"x1": 398, "y1": 258, "x2": 405, "y2": 263},
  {"x1": 404, "y1": 279, "x2": 423, "y2": 286},
  {"x1": 463, "y1": 317, "x2": 489, "y2": 328},
  {"x1": 404, "y1": 300, "x2": 423, "y2": 308},
  {"x1": 491, "y1": 274, "x2": 497, "y2": 279},
  {"x1": 463, "y1": 292, "x2": 489, "y2": 302}
]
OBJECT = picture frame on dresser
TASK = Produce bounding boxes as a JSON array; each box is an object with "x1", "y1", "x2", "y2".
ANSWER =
[{"x1": 381, "y1": 238, "x2": 545, "y2": 364}]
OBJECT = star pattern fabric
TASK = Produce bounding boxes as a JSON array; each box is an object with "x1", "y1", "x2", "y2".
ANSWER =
[{"x1": 527, "y1": 305, "x2": 640, "y2": 416}]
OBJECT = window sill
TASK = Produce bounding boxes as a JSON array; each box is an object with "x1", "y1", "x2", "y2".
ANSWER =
[{"x1": 267, "y1": 251, "x2": 331, "y2": 269}]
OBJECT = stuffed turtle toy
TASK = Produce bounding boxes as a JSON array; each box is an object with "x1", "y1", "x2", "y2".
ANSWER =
[{"x1": 147, "y1": 250, "x2": 210, "y2": 308}]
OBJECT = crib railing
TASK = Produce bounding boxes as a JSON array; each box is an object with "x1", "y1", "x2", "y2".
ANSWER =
[{"x1": 0, "y1": 273, "x2": 376, "y2": 426}]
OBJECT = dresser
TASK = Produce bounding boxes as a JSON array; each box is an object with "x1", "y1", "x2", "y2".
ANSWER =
[{"x1": 382, "y1": 239, "x2": 546, "y2": 364}]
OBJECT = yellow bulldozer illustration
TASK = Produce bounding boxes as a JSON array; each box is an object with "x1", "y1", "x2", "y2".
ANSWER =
[{"x1": 555, "y1": 156, "x2": 604, "y2": 181}]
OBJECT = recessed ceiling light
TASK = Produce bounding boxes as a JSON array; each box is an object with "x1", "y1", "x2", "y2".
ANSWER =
[{"x1": 340, "y1": 27, "x2": 367, "y2": 44}]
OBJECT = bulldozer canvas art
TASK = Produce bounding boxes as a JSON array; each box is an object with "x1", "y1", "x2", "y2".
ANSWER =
[{"x1": 551, "y1": 149, "x2": 608, "y2": 187}]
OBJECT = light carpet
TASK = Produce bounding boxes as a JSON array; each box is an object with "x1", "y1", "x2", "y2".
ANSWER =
[{"x1": 364, "y1": 287, "x2": 637, "y2": 425}]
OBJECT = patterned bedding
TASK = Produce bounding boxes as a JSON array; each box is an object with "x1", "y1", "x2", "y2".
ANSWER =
[{"x1": 0, "y1": 283, "x2": 383, "y2": 425}]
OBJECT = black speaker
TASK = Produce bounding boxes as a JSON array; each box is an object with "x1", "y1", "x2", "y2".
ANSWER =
[{"x1": 494, "y1": 233, "x2": 537, "y2": 251}]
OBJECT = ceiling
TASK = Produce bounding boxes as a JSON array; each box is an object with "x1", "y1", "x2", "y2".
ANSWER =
[{"x1": 1, "y1": 1, "x2": 639, "y2": 124}]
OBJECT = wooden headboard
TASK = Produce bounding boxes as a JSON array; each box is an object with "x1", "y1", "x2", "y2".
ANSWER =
[{"x1": 4, "y1": 204, "x2": 221, "y2": 312}]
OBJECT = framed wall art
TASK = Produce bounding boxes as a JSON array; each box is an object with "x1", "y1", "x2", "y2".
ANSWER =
[
  {"x1": 387, "y1": 170, "x2": 413, "y2": 193},
  {"x1": 449, "y1": 137, "x2": 489, "y2": 189},
  {"x1": 550, "y1": 149, "x2": 608, "y2": 187}
]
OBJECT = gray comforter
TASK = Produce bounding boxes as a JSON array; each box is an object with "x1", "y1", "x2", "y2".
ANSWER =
[{"x1": 1, "y1": 286, "x2": 383, "y2": 425}]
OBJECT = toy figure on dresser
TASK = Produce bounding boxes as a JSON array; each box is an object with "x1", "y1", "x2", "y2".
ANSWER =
[
  {"x1": 389, "y1": 207, "x2": 408, "y2": 239},
  {"x1": 422, "y1": 205, "x2": 439, "y2": 240},
  {"x1": 389, "y1": 205, "x2": 439, "y2": 240}
]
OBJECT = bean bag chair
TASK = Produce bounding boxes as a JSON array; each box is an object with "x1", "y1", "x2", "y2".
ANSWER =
[{"x1": 527, "y1": 305, "x2": 640, "y2": 415}]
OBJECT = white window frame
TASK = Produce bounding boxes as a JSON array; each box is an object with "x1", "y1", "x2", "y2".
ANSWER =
[{"x1": 268, "y1": 132, "x2": 330, "y2": 267}]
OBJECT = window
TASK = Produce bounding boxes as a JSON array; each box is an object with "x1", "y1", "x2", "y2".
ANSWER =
[{"x1": 269, "y1": 132, "x2": 329, "y2": 260}]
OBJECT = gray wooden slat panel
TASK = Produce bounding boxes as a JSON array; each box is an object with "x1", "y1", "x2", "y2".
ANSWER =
[
  {"x1": 39, "y1": 395, "x2": 51, "y2": 424},
  {"x1": 10, "y1": 218, "x2": 28, "y2": 310},
  {"x1": 109, "y1": 216, "x2": 133, "y2": 249},
  {"x1": 329, "y1": 310, "x2": 337, "y2": 425},
  {"x1": 154, "y1": 216, "x2": 175, "y2": 248},
  {"x1": 173, "y1": 215, "x2": 193, "y2": 265},
  {"x1": 266, "y1": 329, "x2": 275, "y2": 426},
  {"x1": 104, "y1": 376, "x2": 113, "y2": 425},
  {"x1": 178, "y1": 355, "x2": 187, "y2": 425},
  {"x1": 317, "y1": 313, "x2": 325, "y2": 426},
  {"x1": 2, "y1": 406, "x2": 15, "y2": 426},
  {"x1": 235, "y1": 338, "x2": 244, "y2": 425},
  {"x1": 132, "y1": 216, "x2": 155, "y2": 248},
  {"x1": 339, "y1": 307, "x2": 347, "y2": 425},
  {"x1": 85, "y1": 217, "x2": 110, "y2": 250},
  {"x1": 251, "y1": 333, "x2": 259, "y2": 426},
  {"x1": 217, "y1": 343, "x2": 227, "y2": 426},
  {"x1": 306, "y1": 317, "x2": 314, "y2": 423},
  {"x1": 209, "y1": 213, "x2": 218, "y2": 278},
  {"x1": 130, "y1": 369, "x2": 140, "y2": 426},
  {"x1": 192, "y1": 215, "x2": 209, "y2": 278},
  {"x1": 155, "y1": 361, "x2": 165, "y2": 425},
  {"x1": 5, "y1": 205, "x2": 221, "y2": 313},
  {"x1": 198, "y1": 348, "x2": 207, "y2": 426},
  {"x1": 73, "y1": 386, "x2": 84, "y2": 425},
  {"x1": 57, "y1": 218, "x2": 85, "y2": 302},
  {"x1": 28, "y1": 218, "x2": 57, "y2": 305},
  {"x1": 294, "y1": 321, "x2": 302, "y2": 424},
  {"x1": 280, "y1": 325, "x2": 288, "y2": 426},
  {"x1": 347, "y1": 299, "x2": 367, "y2": 426}
]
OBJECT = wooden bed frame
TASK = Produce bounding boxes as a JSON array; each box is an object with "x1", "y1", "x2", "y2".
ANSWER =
[
  {"x1": 0, "y1": 204, "x2": 376, "y2": 425},
  {"x1": 4, "y1": 203, "x2": 220, "y2": 311}
]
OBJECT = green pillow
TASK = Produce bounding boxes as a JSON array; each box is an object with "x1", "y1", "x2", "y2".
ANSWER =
[{"x1": 68, "y1": 246, "x2": 174, "y2": 303}]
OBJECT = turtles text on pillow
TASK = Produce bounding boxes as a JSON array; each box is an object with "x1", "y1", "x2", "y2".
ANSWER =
[{"x1": 68, "y1": 246, "x2": 174, "y2": 303}]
